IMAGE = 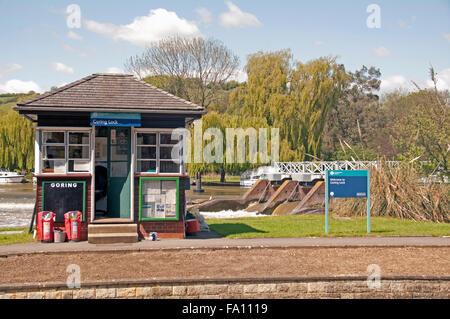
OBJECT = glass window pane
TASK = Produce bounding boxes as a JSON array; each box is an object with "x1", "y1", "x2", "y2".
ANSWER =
[
  {"x1": 42, "y1": 160, "x2": 65, "y2": 173},
  {"x1": 137, "y1": 161, "x2": 156, "y2": 173},
  {"x1": 69, "y1": 146, "x2": 89, "y2": 159},
  {"x1": 137, "y1": 146, "x2": 156, "y2": 159},
  {"x1": 160, "y1": 146, "x2": 180, "y2": 160},
  {"x1": 160, "y1": 161, "x2": 180, "y2": 173},
  {"x1": 160, "y1": 133, "x2": 179, "y2": 145},
  {"x1": 45, "y1": 146, "x2": 65, "y2": 159},
  {"x1": 43, "y1": 132, "x2": 64, "y2": 144},
  {"x1": 69, "y1": 132, "x2": 89, "y2": 145},
  {"x1": 110, "y1": 145, "x2": 128, "y2": 161},
  {"x1": 137, "y1": 133, "x2": 156, "y2": 145},
  {"x1": 68, "y1": 160, "x2": 90, "y2": 172}
]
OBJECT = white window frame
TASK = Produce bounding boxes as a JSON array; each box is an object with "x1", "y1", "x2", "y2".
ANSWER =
[
  {"x1": 36, "y1": 127, "x2": 92, "y2": 175},
  {"x1": 134, "y1": 128, "x2": 185, "y2": 175}
]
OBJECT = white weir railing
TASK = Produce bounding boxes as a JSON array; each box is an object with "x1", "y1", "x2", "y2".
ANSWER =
[{"x1": 274, "y1": 161, "x2": 400, "y2": 176}]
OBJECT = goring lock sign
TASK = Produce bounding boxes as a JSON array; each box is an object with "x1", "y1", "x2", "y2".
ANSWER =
[
  {"x1": 328, "y1": 170, "x2": 368, "y2": 198},
  {"x1": 325, "y1": 170, "x2": 371, "y2": 234}
]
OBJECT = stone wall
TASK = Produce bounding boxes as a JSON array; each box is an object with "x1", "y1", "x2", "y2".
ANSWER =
[{"x1": 0, "y1": 276, "x2": 448, "y2": 299}]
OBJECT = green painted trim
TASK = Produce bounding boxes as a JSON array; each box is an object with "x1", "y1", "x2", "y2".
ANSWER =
[
  {"x1": 139, "y1": 177, "x2": 180, "y2": 221},
  {"x1": 41, "y1": 180, "x2": 86, "y2": 222}
]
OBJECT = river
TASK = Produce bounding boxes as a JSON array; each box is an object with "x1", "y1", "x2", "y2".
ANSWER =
[
  {"x1": 0, "y1": 183, "x2": 36, "y2": 229},
  {"x1": 0, "y1": 183, "x2": 249, "y2": 229}
]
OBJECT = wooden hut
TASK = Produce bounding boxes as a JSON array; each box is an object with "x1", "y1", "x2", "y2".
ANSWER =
[{"x1": 15, "y1": 73, "x2": 204, "y2": 243}]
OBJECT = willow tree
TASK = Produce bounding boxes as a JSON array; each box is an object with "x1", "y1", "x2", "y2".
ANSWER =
[
  {"x1": 186, "y1": 111, "x2": 274, "y2": 182},
  {"x1": 230, "y1": 50, "x2": 348, "y2": 161},
  {"x1": 0, "y1": 109, "x2": 34, "y2": 170}
]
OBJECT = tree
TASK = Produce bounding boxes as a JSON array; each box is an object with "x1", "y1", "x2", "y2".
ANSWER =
[
  {"x1": 322, "y1": 66, "x2": 385, "y2": 159},
  {"x1": 229, "y1": 50, "x2": 348, "y2": 161},
  {"x1": 125, "y1": 36, "x2": 240, "y2": 108},
  {"x1": 0, "y1": 109, "x2": 34, "y2": 170},
  {"x1": 392, "y1": 68, "x2": 449, "y2": 178}
]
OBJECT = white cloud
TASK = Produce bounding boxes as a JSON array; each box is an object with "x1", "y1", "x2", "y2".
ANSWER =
[
  {"x1": 196, "y1": 7, "x2": 213, "y2": 25},
  {"x1": 84, "y1": 8, "x2": 202, "y2": 47},
  {"x1": 0, "y1": 63, "x2": 23, "y2": 78},
  {"x1": 105, "y1": 67, "x2": 125, "y2": 74},
  {"x1": 314, "y1": 40, "x2": 324, "y2": 46},
  {"x1": 229, "y1": 68, "x2": 248, "y2": 83},
  {"x1": 380, "y1": 75, "x2": 410, "y2": 92},
  {"x1": 372, "y1": 47, "x2": 391, "y2": 57},
  {"x1": 443, "y1": 33, "x2": 450, "y2": 42},
  {"x1": 67, "y1": 30, "x2": 83, "y2": 41},
  {"x1": 380, "y1": 68, "x2": 450, "y2": 93},
  {"x1": 50, "y1": 62, "x2": 75, "y2": 75},
  {"x1": 219, "y1": 1, "x2": 262, "y2": 28},
  {"x1": 0, "y1": 79, "x2": 43, "y2": 93},
  {"x1": 426, "y1": 68, "x2": 450, "y2": 91}
]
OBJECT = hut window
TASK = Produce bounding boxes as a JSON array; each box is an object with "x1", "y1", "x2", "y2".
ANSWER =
[
  {"x1": 136, "y1": 132, "x2": 182, "y2": 174},
  {"x1": 41, "y1": 130, "x2": 91, "y2": 174},
  {"x1": 68, "y1": 132, "x2": 90, "y2": 173},
  {"x1": 159, "y1": 133, "x2": 181, "y2": 173}
]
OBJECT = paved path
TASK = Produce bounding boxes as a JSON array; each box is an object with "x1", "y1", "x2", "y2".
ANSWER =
[{"x1": 1, "y1": 233, "x2": 449, "y2": 256}]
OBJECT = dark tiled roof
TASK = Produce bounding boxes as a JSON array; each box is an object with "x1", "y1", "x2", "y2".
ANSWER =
[{"x1": 17, "y1": 73, "x2": 204, "y2": 113}]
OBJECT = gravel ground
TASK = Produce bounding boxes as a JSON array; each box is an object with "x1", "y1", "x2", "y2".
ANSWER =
[{"x1": 0, "y1": 247, "x2": 449, "y2": 285}]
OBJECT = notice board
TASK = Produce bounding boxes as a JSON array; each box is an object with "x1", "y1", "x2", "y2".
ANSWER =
[
  {"x1": 42, "y1": 181, "x2": 86, "y2": 223},
  {"x1": 139, "y1": 177, "x2": 179, "y2": 221}
]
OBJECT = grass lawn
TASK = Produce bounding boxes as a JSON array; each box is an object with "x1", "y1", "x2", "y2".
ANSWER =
[
  {"x1": 0, "y1": 228, "x2": 34, "y2": 245},
  {"x1": 206, "y1": 215, "x2": 450, "y2": 238}
]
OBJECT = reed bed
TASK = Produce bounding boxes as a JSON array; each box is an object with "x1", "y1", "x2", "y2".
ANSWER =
[{"x1": 332, "y1": 162, "x2": 449, "y2": 223}]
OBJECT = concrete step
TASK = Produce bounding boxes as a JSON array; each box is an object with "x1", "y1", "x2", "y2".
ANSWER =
[
  {"x1": 88, "y1": 224, "x2": 138, "y2": 244},
  {"x1": 88, "y1": 224, "x2": 137, "y2": 234},
  {"x1": 88, "y1": 233, "x2": 138, "y2": 244}
]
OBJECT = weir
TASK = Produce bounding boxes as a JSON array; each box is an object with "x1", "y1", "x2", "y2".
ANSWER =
[{"x1": 188, "y1": 179, "x2": 325, "y2": 216}]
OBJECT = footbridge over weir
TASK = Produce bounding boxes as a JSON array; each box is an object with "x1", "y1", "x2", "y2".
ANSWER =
[{"x1": 273, "y1": 161, "x2": 400, "y2": 182}]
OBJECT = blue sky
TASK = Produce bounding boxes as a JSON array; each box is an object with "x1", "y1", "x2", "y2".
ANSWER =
[{"x1": 0, "y1": 0, "x2": 449, "y2": 94}]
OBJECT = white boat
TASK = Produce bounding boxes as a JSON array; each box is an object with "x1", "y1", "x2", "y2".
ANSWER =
[
  {"x1": 240, "y1": 166, "x2": 286, "y2": 187},
  {"x1": 0, "y1": 169, "x2": 24, "y2": 184}
]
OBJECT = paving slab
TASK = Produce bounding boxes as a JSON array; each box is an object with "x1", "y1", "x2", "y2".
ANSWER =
[{"x1": 0, "y1": 233, "x2": 449, "y2": 256}]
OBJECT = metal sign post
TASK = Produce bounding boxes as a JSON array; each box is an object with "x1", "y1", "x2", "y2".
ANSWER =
[{"x1": 325, "y1": 170, "x2": 371, "y2": 234}]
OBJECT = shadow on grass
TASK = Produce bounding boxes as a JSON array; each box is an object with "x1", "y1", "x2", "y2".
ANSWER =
[{"x1": 208, "y1": 223, "x2": 267, "y2": 237}]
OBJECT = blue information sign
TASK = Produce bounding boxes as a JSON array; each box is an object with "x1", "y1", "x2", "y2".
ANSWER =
[
  {"x1": 328, "y1": 170, "x2": 368, "y2": 198},
  {"x1": 325, "y1": 170, "x2": 371, "y2": 234},
  {"x1": 90, "y1": 112, "x2": 141, "y2": 127}
]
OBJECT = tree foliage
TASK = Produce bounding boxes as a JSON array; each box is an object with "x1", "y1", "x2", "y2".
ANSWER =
[
  {"x1": 0, "y1": 93, "x2": 36, "y2": 171},
  {"x1": 392, "y1": 77, "x2": 449, "y2": 177},
  {"x1": 125, "y1": 36, "x2": 240, "y2": 108},
  {"x1": 0, "y1": 109, "x2": 34, "y2": 170},
  {"x1": 229, "y1": 50, "x2": 348, "y2": 161}
]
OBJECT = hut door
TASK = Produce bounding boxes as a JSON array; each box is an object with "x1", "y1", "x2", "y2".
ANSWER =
[{"x1": 107, "y1": 127, "x2": 131, "y2": 218}]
